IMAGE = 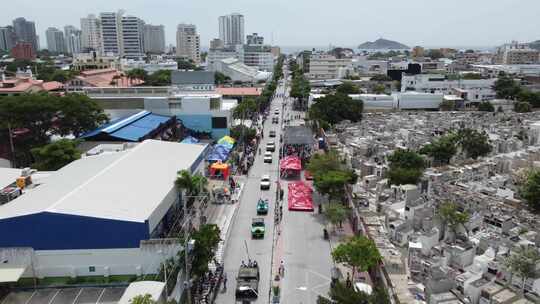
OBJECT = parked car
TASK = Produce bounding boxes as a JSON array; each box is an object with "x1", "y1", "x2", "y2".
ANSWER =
[
  {"x1": 269, "y1": 130, "x2": 276, "y2": 137},
  {"x1": 257, "y1": 199, "x2": 269, "y2": 215},
  {"x1": 272, "y1": 117, "x2": 279, "y2": 124}
]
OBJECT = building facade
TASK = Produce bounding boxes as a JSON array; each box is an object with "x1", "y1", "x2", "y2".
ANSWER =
[
  {"x1": 246, "y1": 33, "x2": 263, "y2": 45},
  {"x1": 12, "y1": 17, "x2": 38, "y2": 52},
  {"x1": 120, "y1": 15, "x2": 145, "y2": 59},
  {"x1": 218, "y1": 13, "x2": 244, "y2": 47},
  {"x1": 176, "y1": 23, "x2": 200, "y2": 64},
  {"x1": 307, "y1": 54, "x2": 353, "y2": 80},
  {"x1": 0, "y1": 26, "x2": 16, "y2": 51},
  {"x1": 11, "y1": 42, "x2": 35, "y2": 60},
  {"x1": 401, "y1": 74, "x2": 496, "y2": 102},
  {"x1": 495, "y1": 42, "x2": 539, "y2": 65},
  {"x1": 100, "y1": 12, "x2": 121, "y2": 55},
  {"x1": 210, "y1": 38, "x2": 224, "y2": 50},
  {"x1": 64, "y1": 25, "x2": 82, "y2": 55},
  {"x1": 207, "y1": 47, "x2": 238, "y2": 71},
  {"x1": 45, "y1": 27, "x2": 66, "y2": 53},
  {"x1": 143, "y1": 24, "x2": 165, "y2": 54},
  {"x1": 238, "y1": 44, "x2": 274, "y2": 72},
  {"x1": 80, "y1": 14, "x2": 101, "y2": 52}
]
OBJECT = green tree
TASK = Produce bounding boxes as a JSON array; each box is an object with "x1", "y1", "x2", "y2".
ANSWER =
[
  {"x1": 313, "y1": 170, "x2": 357, "y2": 201},
  {"x1": 332, "y1": 236, "x2": 382, "y2": 278},
  {"x1": 372, "y1": 84, "x2": 387, "y2": 95},
  {"x1": 214, "y1": 72, "x2": 231, "y2": 85},
  {"x1": 31, "y1": 139, "x2": 81, "y2": 171},
  {"x1": 232, "y1": 97, "x2": 257, "y2": 120},
  {"x1": 230, "y1": 125, "x2": 256, "y2": 144},
  {"x1": 493, "y1": 75, "x2": 522, "y2": 99},
  {"x1": 328, "y1": 281, "x2": 371, "y2": 304},
  {"x1": 504, "y1": 246, "x2": 540, "y2": 293},
  {"x1": 189, "y1": 224, "x2": 221, "y2": 277},
  {"x1": 177, "y1": 59, "x2": 198, "y2": 70},
  {"x1": 514, "y1": 101, "x2": 532, "y2": 113},
  {"x1": 518, "y1": 90, "x2": 540, "y2": 108},
  {"x1": 426, "y1": 49, "x2": 444, "y2": 59},
  {"x1": 126, "y1": 68, "x2": 148, "y2": 83},
  {"x1": 439, "y1": 100, "x2": 455, "y2": 111},
  {"x1": 438, "y1": 201, "x2": 469, "y2": 241},
  {"x1": 307, "y1": 150, "x2": 342, "y2": 176},
  {"x1": 175, "y1": 170, "x2": 208, "y2": 206},
  {"x1": 386, "y1": 149, "x2": 425, "y2": 185},
  {"x1": 419, "y1": 134, "x2": 458, "y2": 165},
  {"x1": 55, "y1": 94, "x2": 109, "y2": 137},
  {"x1": 478, "y1": 101, "x2": 495, "y2": 112},
  {"x1": 456, "y1": 128, "x2": 492, "y2": 159},
  {"x1": 336, "y1": 82, "x2": 360, "y2": 95},
  {"x1": 309, "y1": 93, "x2": 363, "y2": 125},
  {"x1": 130, "y1": 294, "x2": 155, "y2": 304},
  {"x1": 370, "y1": 75, "x2": 392, "y2": 82},
  {"x1": 520, "y1": 170, "x2": 540, "y2": 211},
  {"x1": 145, "y1": 70, "x2": 172, "y2": 86},
  {"x1": 462, "y1": 73, "x2": 482, "y2": 80},
  {"x1": 325, "y1": 202, "x2": 349, "y2": 230}
]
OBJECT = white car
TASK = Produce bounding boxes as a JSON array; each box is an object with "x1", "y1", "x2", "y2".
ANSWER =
[
  {"x1": 260, "y1": 175, "x2": 271, "y2": 190},
  {"x1": 266, "y1": 142, "x2": 276, "y2": 152},
  {"x1": 263, "y1": 152, "x2": 273, "y2": 163},
  {"x1": 274, "y1": 109, "x2": 279, "y2": 115}
]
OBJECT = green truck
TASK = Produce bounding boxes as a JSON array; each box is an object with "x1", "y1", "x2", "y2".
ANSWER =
[
  {"x1": 251, "y1": 218, "x2": 265, "y2": 238},
  {"x1": 235, "y1": 264, "x2": 260, "y2": 301}
]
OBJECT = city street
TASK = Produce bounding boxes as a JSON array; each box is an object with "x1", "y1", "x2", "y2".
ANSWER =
[{"x1": 217, "y1": 81, "x2": 287, "y2": 303}]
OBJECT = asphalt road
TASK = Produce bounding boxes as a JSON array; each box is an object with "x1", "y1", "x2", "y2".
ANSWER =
[
  {"x1": 278, "y1": 81, "x2": 334, "y2": 304},
  {"x1": 217, "y1": 81, "x2": 287, "y2": 304}
]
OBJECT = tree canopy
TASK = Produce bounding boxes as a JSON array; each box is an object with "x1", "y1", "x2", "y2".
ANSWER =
[
  {"x1": 189, "y1": 224, "x2": 221, "y2": 277},
  {"x1": 325, "y1": 202, "x2": 349, "y2": 228},
  {"x1": 31, "y1": 139, "x2": 81, "y2": 171},
  {"x1": 419, "y1": 134, "x2": 458, "y2": 165},
  {"x1": 514, "y1": 101, "x2": 532, "y2": 113},
  {"x1": 309, "y1": 93, "x2": 363, "y2": 125},
  {"x1": 456, "y1": 128, "x2": 492, "y2": 159},
  {"x1": 520, "y1": 170, "x2": 540, "y2": 212},
  {"x1": 307, "y1": 151, "x2": 357, "y2": 201},
  {"x1": 493, "y1": 75, "x2": 522, "y2": 100},
  {"x1": 386, "y1": 149, "x2": 425, "y2": 185},
  {"x1": 332, "y1": 236, "x2": 382, "y2": 276},
  {"x1": 130, "y1": 294, "x2": 155, "y2": 304},
  {"x1": 504, "y1": 246, "x2": 540, "y2": 293},
  {"x1": 336, "y1": 82, "x2": 360, "y2": 95},
  {"x1": 478, "y1": 101, "x2": 495, "y2": 112},
  {"x1": 214, "y1": 72, "x2": 231, "y2": 85},
  {"x1": 438, "y1": 201, "x2": 469, "y2": 239}
]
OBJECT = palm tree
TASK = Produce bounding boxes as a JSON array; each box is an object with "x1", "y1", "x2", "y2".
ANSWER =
[{"x1": 175, "y1": 170, "x2": 208, "y2": 206}]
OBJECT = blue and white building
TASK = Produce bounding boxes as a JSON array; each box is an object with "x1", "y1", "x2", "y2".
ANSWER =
[{"x1": 0, "y1": 140, "x2": 208, "y2": 279}]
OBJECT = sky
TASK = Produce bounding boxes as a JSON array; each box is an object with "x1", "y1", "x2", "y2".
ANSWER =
[{"x1": 1, "y1": 0, "x2": 539, "y2": 50}]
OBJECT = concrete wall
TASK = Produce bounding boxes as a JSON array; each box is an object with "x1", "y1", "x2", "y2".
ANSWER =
[{"x1": 0, "y1": 244, "x2": 180, "y2": 278}]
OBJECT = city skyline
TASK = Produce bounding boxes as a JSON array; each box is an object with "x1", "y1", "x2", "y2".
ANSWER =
[{"x1": 1, "y1": 0, "x2": 539, "y2": 50}]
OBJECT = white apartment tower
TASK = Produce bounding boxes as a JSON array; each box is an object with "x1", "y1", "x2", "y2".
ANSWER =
[
  {"x1": 120, "y1": 15, "x2": 145, "y2": 58},
  {"x1": 176, "y1": 23, "x2": 200, "y2": 64},
  {"x1": 45, "y1": 27, "x2": 65, "y2": 53},
  {"x1": 143, "y1": 24, "x2": 165, "y2": 54},
  {"x1": 64, "y1": 25, "x2": 82, "y2": 55},
  {"x1": 218, "y1": 13, "x2": 244, "y2": 47},
  {"x1": 99, "y1": 12, "x2": 120, "y2": 55},
  {"x1": 80, "y1": 14, "x2": 101, "y2": 52}
]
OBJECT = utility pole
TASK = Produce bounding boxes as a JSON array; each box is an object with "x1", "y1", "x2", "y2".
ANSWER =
[
  {"x1": 7, "y1": 122, "x2": 16, "y2": 168},
  {"x1": 185, "y1": 233, "x2": 192, "y2": 304}
]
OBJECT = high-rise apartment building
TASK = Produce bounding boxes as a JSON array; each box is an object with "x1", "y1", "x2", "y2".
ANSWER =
[
  {"x1": 246, "y1": 33, "x2": 263, "y2": 45},
  {"x1": 218, "y1": 13, "x2": 244, "y2": 46},
  {"x1": 12, "y1": 17, "x2": 38, "y2": 52},
  {"x1": 176, "y1": 23, "x2": 200, "y2": 64},
  {"x1": 0, "y1": 26, "x2": 16, "y2": 51},
  {"x1": 120, "y1": 15, "x2": 145, "y2": 58},
  {"x1": 143, "y1": 24, "x2": 165, "y2": 54},
  {"x1": 45, "y1": 27, "x2": 66, "y2": 53},
  {"x1": 80, "y1": 14, "x2": 101, "y2": 52},
  {"x1": 99, "y1": 12, "x2": 121, "y2": 55},
  {"x1": 99, "y1": 11, "x2": 145, "y2": 58},
  {"x1": 210, "y1": 38, "x2": 224, "y2": 50},
  {"x1": 64, "y1": 25, "x2": 82, "y2": 55}
]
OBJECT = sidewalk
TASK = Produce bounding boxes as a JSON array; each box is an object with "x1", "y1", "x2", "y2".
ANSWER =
[{"x1": 327, "y1": 220, "x2": 356, "y2": 281}]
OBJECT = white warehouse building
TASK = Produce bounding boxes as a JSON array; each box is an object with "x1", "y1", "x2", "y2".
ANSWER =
[
  {"x1": 401, "y1": 74, "x2": 496, "y2": 102},
  {"x1": 0, "y1": 140, "x2": 208, "y2": 280},
  {"x1": 309, "y1": 92, "x2": 443, "y2": 111}
]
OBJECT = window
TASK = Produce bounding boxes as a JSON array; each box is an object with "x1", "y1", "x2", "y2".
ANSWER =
[
  {"x1": 212, "y1": 117, "x2": 227, "y2": 129},
  {"x1": 210, "y1": 98, "x2": 220, "y2": 110},
  {"x1": 89, "y1": 266, "x2": 96, "y2": 272}
]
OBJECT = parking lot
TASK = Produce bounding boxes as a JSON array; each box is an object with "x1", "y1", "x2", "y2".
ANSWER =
[{"x1": 1, "y1": 287, "x2": 126, "y2": 304}]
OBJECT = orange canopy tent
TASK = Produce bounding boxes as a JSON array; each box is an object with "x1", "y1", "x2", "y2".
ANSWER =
[{"x1": 209, "y1": 162, "x2": 230, "y2": 180}]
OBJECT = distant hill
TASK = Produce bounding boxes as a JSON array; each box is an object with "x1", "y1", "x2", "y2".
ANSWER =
[
  {"x1": 358, "y1": 38, "x2": 409, "y2": 50},
  {"x1": 529, "y1": 40, "x2": 540, "y2": 50}
]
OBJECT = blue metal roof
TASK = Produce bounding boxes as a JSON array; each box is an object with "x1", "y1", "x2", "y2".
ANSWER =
[{"x1": 80, "y1": 111, "x2": 173, "y2": 142}]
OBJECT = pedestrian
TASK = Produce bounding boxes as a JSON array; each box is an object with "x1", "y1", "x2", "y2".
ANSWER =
[
  {"x1": 346, "y1": 273, "x2": 352, "y2": 288},
  {"x1": 279, "y1": 260, "x2": 285, "y2": 277},
  {"x1": 223, "y1": 272, "x2": 228, "y2": 291}
]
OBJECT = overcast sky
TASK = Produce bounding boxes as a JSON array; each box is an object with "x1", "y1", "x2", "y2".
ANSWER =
[{"x1": 2, "y1": 0, "x2": 539, "y2": 50}]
